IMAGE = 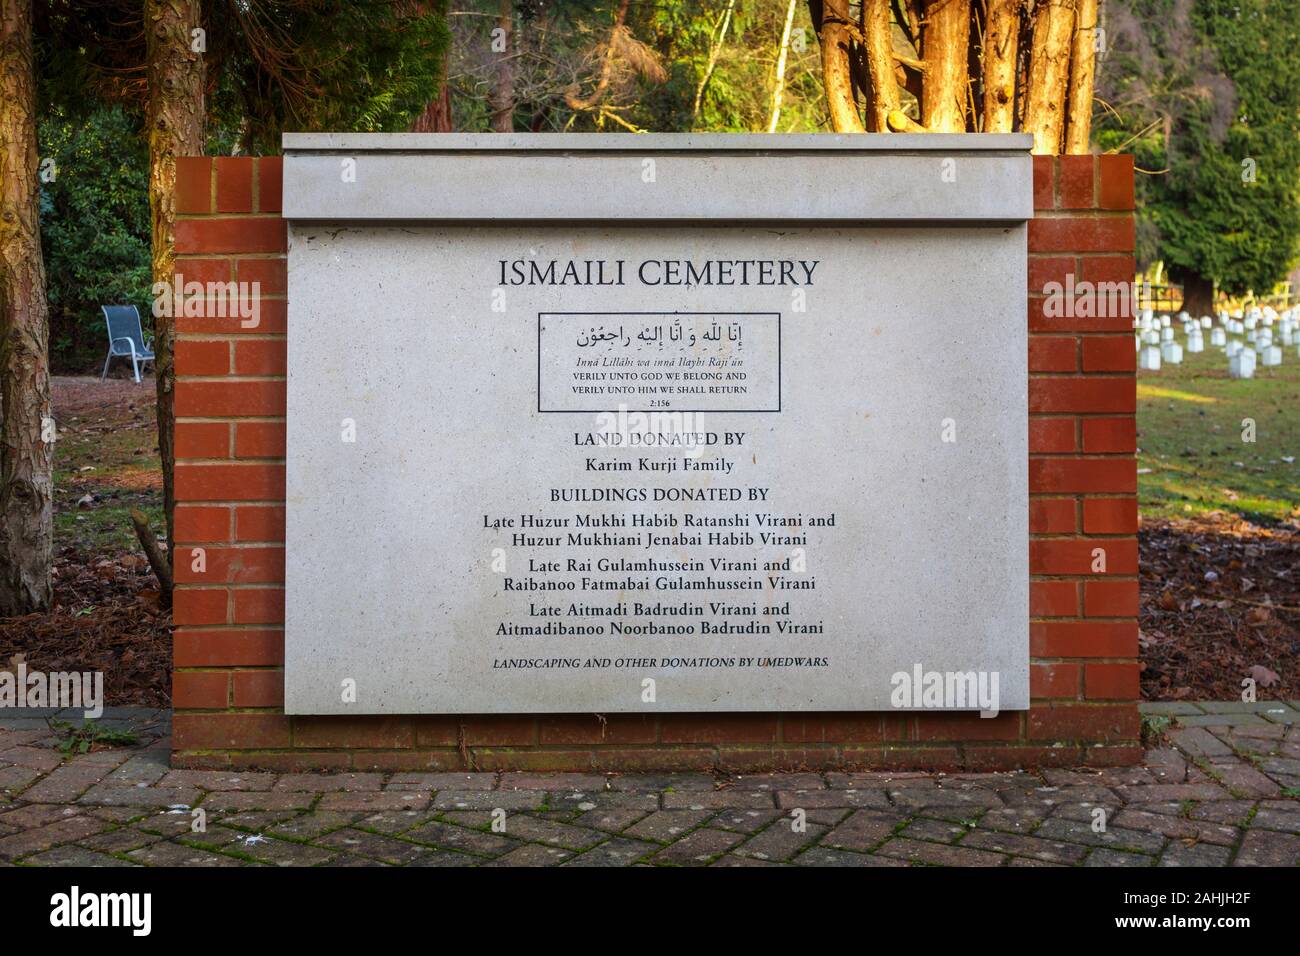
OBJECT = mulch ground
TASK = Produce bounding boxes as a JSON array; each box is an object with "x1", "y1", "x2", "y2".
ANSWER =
[
  {"x1": 1140, "y1": 513, "x2": 1299, "y2": 701},
  {"x1": 0, "y1": 549, "x2": 171, "y2": 708}
]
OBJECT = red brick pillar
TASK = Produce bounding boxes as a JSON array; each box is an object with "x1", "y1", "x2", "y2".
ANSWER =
[
  {"x1": 1025, "y1": 154, "x2": 1141, "y2": 765},
  {"x1": 171, "y1": 151, "x2": 1140, "y2": 771},
  {"x1": 172, "y1": 157, "x2": 293, "y2": 760}
]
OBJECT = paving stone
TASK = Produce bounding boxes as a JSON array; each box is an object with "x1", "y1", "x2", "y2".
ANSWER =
[
  {"x1": 237, "y1": 837, "x2": 337, "y2": 867},
  {"x1": 483, "y1": 843, "x2": 572, "y2": 867},
  {"x1": 876, "y1": 837, "x2": 1006, "y2": 867},
  {"x1": 80, "y1": 827, "x2": 162, "y2": 854},
  {"x1": 128, "y1": 840, "x2": 243, "y2": 867},
  {"x1": 317, "y1": 790, "x2": 431, "y2": 812},
  {"x1": 821, "y1": 810, "x2": 905, "y2": 852},
  {"x1": 546, "y1": 790, "x2": 659, "y2": 811},
  {"x1": 608, "y1": 772, "x2": 714, "y2": 792},
  {"x1": 793, "y1": 846, "x2": 909, "y2": 867},
  {"x1": 1112, "y1": 783, "x2": 1230, "y2": 803},
  {"x1": 0, "y1": 814, "x2": 108, "y2": 860},
  {"x1": 649, "y1": 828, "x2": 743, "y2": 866},
  {"x1": 1232, "y1": 828, "x2": 1300, "y2": 866},
  {"x1": 572, "y1": 807, "x2": 652, "y2": 833},
  {"x1": 201, "y1": 791, "x2": 317, "y2": 812},
  {"x1": 1197, "y1": 701, "x2": 1299, "y2": 719},
  {"x1": 804, "y1": 807, "x2": 852, "y2": 827},
  {"x1": 1111, "y1": 808, "x2": 1240, "y2": 846},
  {"x1": 78, "y1": 784, "x2": 200, "y2": 809},
  {"x1": 563, "y1": 838, "x2": 658, "y2": 867},
  {"x1": 976, "y1": 807, "x2": 1046, "y2": 834},
  {"x1": 404, "y1": 820, "x2": 516, "y2": 856},
  {"x1": 275, "y1": 772, "x2": 384, "y2": 792},
  {"x1": 775, "y1": 788, "x2": 889, "y2": 809},
  {"x1": 1169, "y1": 727, "x2": 1234, "y2": 758},
  {"x1": 1159, "y1": 841, "x2": 1233, "y2": 867},
  {"x1": 270, "y1": 812, "x2": 364, "y2": 839},
  {"x1": 406, "y1": 849, "x2": 480, "y2": 867},
  {"x1": 0, "y1": 803, "x2": 83, "y2": 828},
  {"x1": 1083, "y1": 848, "x2": 1154, "y2": 867},
  {"x1": 215, "y1": 810, "x2": 301, "y2": 831},
  {"x1": 662, "y1": 790, "x2": 776, "y2": 810},
  {"x1": 106, "y1": 753, "x2": 170, "y2": 786},
  {"x1": 901, "y1": 817, "x2": 970, "y2": 844},
  {"x1": 826, "y1": 771, "x2": 932, "y2": 788},
  {"x1": 624, "y1": 810, "x2": 713, "y2": 843},
  {"x1": 1175, "y1": 714, "x2": 1268, "y2": 728},
  {"x1": 347, "y1": 809, "x2": 428, "y2": 835},
  {"x1": 1257, "y1": 757, "x2": 1300, "y2": 776},
  {"x1": 499, "y1": 772, "x2": 608, "y2": 791},
  {"x1": 1043, "y1": 768, "x2": 1156, "y2": 787},
  {"x1": 1249, "y1": 803, "x2": 1300, "y2": 834},
  {"x1": 496, "y1": 815, "x2": 605, "y2": 849},
  {"x1": 0, "y1": 766, "x2": 40, "y2": 791},
  {"x1": 1035, "y1": 817, "x2": 1166, "y2": 855},
  {"x1": 159, "y1": 770, "x2": 275, "y2": 791},
  {"x1": 710, "y1": 808, "x2": 784, "y2": 833},
  {"x1": 0, "y1": 746, "x2": 63, "y2": 772},
  {"x1": 730, "y1": 773, "x2": 826, "y2": 791},
  {"x1": 1002, "y1": 785, "x2": 1120, "y2": 810},
  {"x1": 1144, "y1": 748, "x2": 1190, "y2": 783},
  {"x1": 26, "y1": 845, "x2": 139, "y2": 867},
  {"x1": 888, "y1": 787, "x2": 1004, "y2": 810},
  {"x1": 431, "y1": 790, "x2": 544, "y2": 811},
  {"x1": 135, "y1": 810, "x2": 206, "y2": 836},
  {"x1": 710, "y1": 853, "x2": 784, "y2": 866},
  {"x1": 1186, "y1": 800, "x2": 1256, "y2": 826},
  {"x1": 315, "y1": 828, "x2": 432, "y2": 865},
  {"x1": 386, "y1": 772, "x2": 496, "y2": 791},
  {"x1": 21, "y1": 766, "x2": 127, "y2": 803},
  {"x1": 961, "y1": 830, "x2": 1089, "y2": 864},
  {"x1": 1203, "y1": 760, "x2": 1282, "y2": 798},
  {"x1": 735, "y1": 820, "x2": 826, "y2": 861}
]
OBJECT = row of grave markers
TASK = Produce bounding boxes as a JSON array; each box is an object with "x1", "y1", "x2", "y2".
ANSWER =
[{"x1": 1135, "y1": 305, "x2": 1296, "y2": 378}]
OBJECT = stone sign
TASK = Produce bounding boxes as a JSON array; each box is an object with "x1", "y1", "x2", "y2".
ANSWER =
[{"x1": 281, "y1": 133, "x2": 1032, "y2": 715}]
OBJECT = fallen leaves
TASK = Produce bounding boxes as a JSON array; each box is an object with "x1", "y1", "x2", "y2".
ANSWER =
[{"x1": 1141, "y1": 513, "x2": 1298, "y2": 701}]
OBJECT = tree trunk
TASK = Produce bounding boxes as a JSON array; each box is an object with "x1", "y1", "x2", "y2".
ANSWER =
[
  {"x1": 409, "y1": 0, "x2": 453, "y2": 132},
  {"x1": 1063, "y1": 0, "x2": 1097, "y2": 154},
  {"x1": 1178, "y1": 272, "x2": 1215, "y2": 318},
  {"x1": 1023, "y1": 0, "x2": 1076, "y2": 154},
  {"x1": 815, "y1": 0, "x2": 865, "y2": 132},
  {"x1": 767, "y1": 0, "x2": 799, "y2": 132},
  {"x1": 920, "y1": 0, "x2": 972, "y2": 132},
  {"x1": 983, "y1": 0, "x2": 1021, "y2": 133},
  {"x1": 489, "y1": 0, "x2": 514, "y2": 132},
  {"x1": 861, "y1": 0, "x2": 900, "y2": 132},
  {"x1": 145, "y1": 0, "x2": 205, "y2": 574},
  {"x1": 0, "y1": 0, "x2": 53, "y2": 615},
  {"x1": 694, "y1": 0, "x2": 736, "y2": 127}
]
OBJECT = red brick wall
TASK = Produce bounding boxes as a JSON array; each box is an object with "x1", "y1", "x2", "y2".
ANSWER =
[{"x1": 171, "y1": 152, "x2": 1139, "y2": 772}]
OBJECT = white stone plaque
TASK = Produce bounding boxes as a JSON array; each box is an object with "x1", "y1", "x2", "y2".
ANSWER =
[{"x1": 282, "y1": 134, "x2": 1031, "y2": 715}]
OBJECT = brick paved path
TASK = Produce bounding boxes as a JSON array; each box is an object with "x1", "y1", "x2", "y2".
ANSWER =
[{"x1": 1, "y1": 703, "x2": 1297, "y2": 867}]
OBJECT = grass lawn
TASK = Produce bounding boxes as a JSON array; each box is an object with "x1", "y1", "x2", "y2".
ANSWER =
[{"x1": 1137, "y1": 342, "x2": 1300, "y2": 525}]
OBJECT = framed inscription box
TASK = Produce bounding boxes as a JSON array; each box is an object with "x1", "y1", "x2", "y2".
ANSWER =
[{"x1": 281, "y1": 134, "x2": 1032, "y2": 715}]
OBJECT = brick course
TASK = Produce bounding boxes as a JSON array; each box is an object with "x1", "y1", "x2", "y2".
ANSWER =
[{"x1": 172, "y1": 154, "x2": 1139, "y2": 771}]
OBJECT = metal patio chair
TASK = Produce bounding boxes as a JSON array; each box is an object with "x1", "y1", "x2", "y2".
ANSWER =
[{"x1": 100, "y1": 305, "x2": 155, "y2": 383}]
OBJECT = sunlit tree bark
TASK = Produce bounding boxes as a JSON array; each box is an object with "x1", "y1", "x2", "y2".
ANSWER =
[{"x1": 809, "y1": 0, "x2": 1097, "y2": 152}]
